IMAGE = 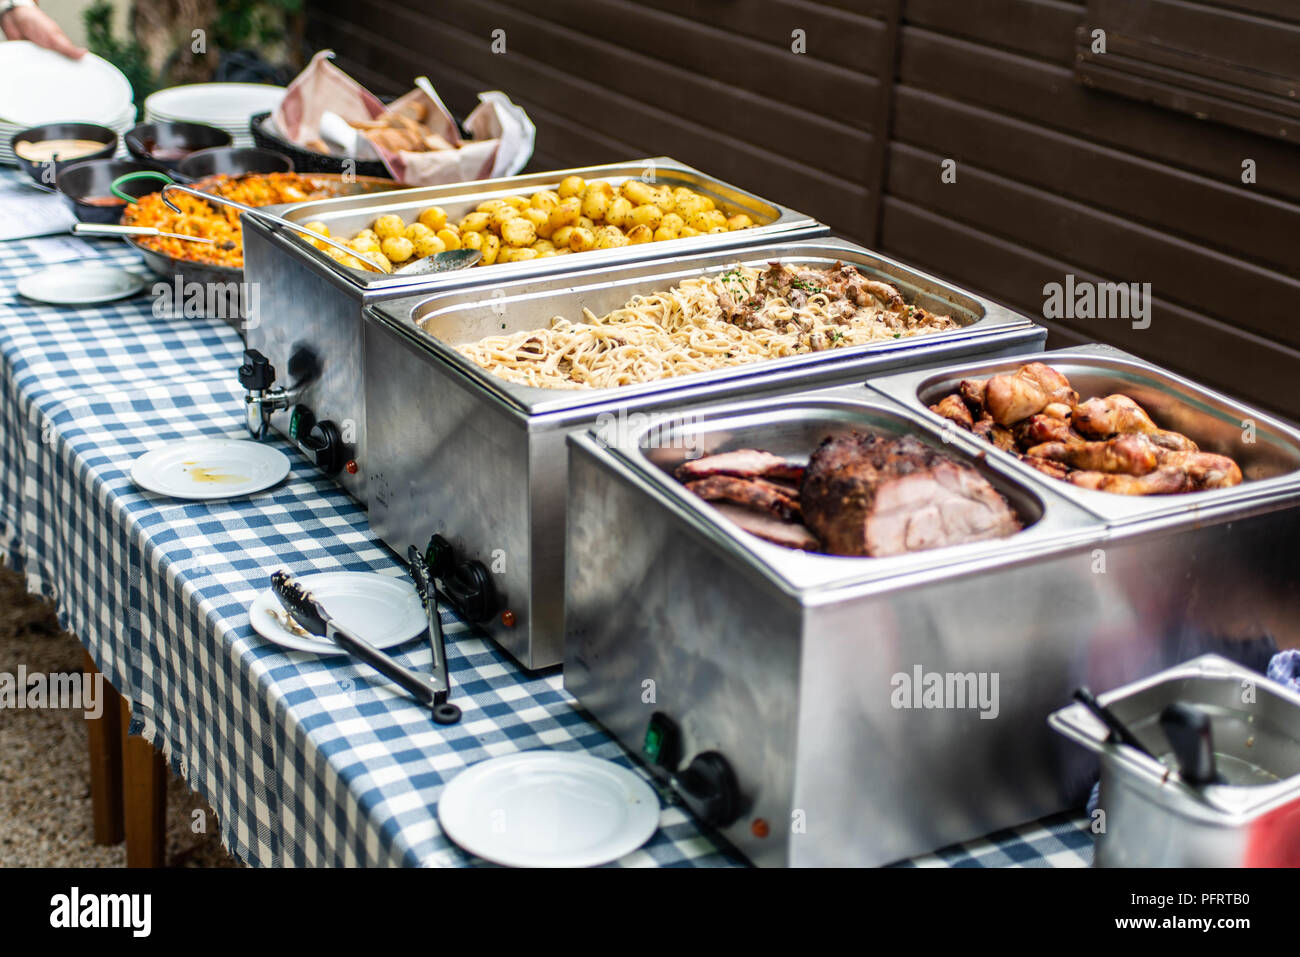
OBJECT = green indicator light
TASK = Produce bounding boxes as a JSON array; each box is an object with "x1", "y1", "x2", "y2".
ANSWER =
[
  {"x1": 289, "y1": 408, "x2": 302, "y2": 440},
  {"x1": 643, "y1": 725, "x2": 662, "y2": 762}
]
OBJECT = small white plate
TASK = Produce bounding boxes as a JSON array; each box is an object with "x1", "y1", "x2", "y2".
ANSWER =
[
  {"x1": 249, "y1": 571, "x2": 427, "y2": 655},
  {"x1": 0, "y1": 42, "x2": 132, "y2": 126},
  {"x1": 131, "y1": 438, "x2": 289, "y2": 500},
  {"x1": 438, "y1": 751, "x2": 660, "y2": 868},
  {"x1": 16, "y1": 265, "x2": 146, "y2": 305}
]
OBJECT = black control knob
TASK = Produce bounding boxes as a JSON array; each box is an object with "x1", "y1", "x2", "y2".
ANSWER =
[
  {"x1": 300, "y1": 418, "x2": 344, "y2": 476},
  {"x1": 444, "y1": 559, "x2": 497, "y2": 624},
  {"x1": 676, "y1": 752, "x2": 741, "y2": 828},
  {"x1": 238, "y1": 349, "x2": 275, "y2": 391}
]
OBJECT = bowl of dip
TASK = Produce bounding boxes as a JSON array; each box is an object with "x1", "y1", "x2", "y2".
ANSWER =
[
  {"x1": 55, "y1": 159, "x2": 165, "y2": 224},
  {"x1": 11, "y1": 122, "x2": 118, "y2": 188}
]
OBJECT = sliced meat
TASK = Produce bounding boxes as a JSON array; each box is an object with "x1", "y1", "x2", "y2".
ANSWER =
[
  {"x1": 801, "y1": 432, "x2": 1021, "y2": 557},
  {"x1": 675, "y1": 449, "x2": 797, "y2": 482},
  {"x1": 930, "y1": 394, "x2": 974, "y2": 431},
  {"x1": 711, "y1": 503, "x2": 819, "y2": 551},
  {"x1": 685, "y1": 475, "x2": 801, "y2": 521},
  {"x1": 1068, "y1": 468, "x2": 1194, "y2": 495},
  {"x1": 1026, "y1": 434, "x2": 1160, "y2": 476}
]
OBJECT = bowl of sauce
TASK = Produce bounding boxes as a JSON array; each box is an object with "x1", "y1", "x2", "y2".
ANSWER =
[
  {"x1": 55, "y1": 159, "x2": 166, "y2": 224},
  {"x1": 125, "y1": 120, "x2": 232, "y2": 172},
  {"x1": 10, "y1": 122, "x2": 118, "y2": 188}
]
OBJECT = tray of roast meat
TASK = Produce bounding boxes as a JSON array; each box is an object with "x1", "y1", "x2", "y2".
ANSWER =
[{"x1": 867, "y1": 343, "x2": 1300, "y2": 527}]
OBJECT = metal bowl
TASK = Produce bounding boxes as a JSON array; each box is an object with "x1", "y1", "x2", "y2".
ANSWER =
[
  {"x1": 176, "y1": 146, "x2": 293, "y2": 180},
  {"x1": 11, "y1": 122, "x2": 117, "y2": 189},
  {"x1": 55, "y1": 158, "x2": 163, "y2": 224},
  {"x1": 125, "y1": 120, "x2": 232, "y2": 171}
]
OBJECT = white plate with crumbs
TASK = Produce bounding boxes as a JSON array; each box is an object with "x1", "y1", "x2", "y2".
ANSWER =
[
  {"x1": 249, "y1": 571, "x2": 427, "y2": 655},
  {"x1": 438, "y1": 751, "x2": 660, "y2": 868},
  {"x1": 130, "y1": 438, "x2": 289, "y2": 500}
]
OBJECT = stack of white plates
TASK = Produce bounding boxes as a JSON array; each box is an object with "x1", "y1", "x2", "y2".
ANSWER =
[
  {"x1": 144, "y1": 83, "x2": 285, "y2": 149},
  {"x1": 0, "y1": 41, "x2": 136, "y2": 165}
]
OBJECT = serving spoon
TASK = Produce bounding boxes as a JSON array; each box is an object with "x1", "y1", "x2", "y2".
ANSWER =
[{"x1": 159, "y1": 182, "x2": 481, "y2": 275}]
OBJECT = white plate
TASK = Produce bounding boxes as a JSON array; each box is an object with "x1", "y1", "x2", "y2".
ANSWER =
[
  {"x1": 0, "y1": 42, "x2": 132, "y2": 126},
  {"x1": 16, "y1": 265, "x2": 145, "y2": 305},
  {"x1": 130, "y1": 438, "x2": 289, "y2": 500},
  {"x1": 438, "y1": 751, "x2": 660, "y2": 868},
  {"x1": 249, "y1": 571, "x2": 428, "y2": 655},
  {"x1": 145, "y1": 83, "x2": 284, "y2": 125}
]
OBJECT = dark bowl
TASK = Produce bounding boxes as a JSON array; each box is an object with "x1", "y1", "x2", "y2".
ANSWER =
[
  {"x1": 176, "y1": 146, "x2": 293, "y2": 181},
  {"x1": 11, "y1": 123, "x2": 118, "y2": 189},
  {"x1": 125, "y1": 120, "x2": 232, "y2": 172},
  {"x1": 55, "y1": 159, "x2": 166, "y2": 224}
]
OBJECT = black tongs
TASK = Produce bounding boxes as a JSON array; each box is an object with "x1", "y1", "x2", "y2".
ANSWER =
[
  {"x1": 407, "y1": 545, "x2": 461, "y2": 724},
  {"x1": 270, "y1": 569, "x2": 461, "y2": 724}
]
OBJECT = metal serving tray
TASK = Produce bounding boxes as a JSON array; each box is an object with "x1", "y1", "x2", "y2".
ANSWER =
[
  {"x1": 563, "y1": 384, "x2": 1300, "y2": 867},
  {"x1": 867, "y1": 343, "x2": 1300, "y2": 527},
  {"x1": 240, "y1": 157, "x2": 827, "y2": 502},
  {"x1": 363, "y1": 238, "x2": 1045, "y2": 669}
]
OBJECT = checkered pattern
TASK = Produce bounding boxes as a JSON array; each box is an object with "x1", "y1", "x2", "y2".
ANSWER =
[{"x1": 0, "y1": 168, "x2": 1090, "y2": 867}]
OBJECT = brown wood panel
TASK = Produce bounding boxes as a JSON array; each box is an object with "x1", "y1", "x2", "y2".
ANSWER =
[
  {"x1": 891, "y1": 86, "x2": 1300, "y2": 275},
  {"x1": 897, "y1": 25, "x2": 1300, "y2": 203},
  {"x1": 904, "y1": 0, "x2": 1083, "y2": 62},
  {"x1": 121, "y1": 705, "x2": 165, "y2": 868},
  {"x1": 879, "y1": 197, "x2": 1300, "y2": 418},
  {"x1": 886, "y1": 142, "x2": 1300, "y2": 349},
  {"x1": 311, "y1": 3, "x2": 875, "y2": 236},
  {"x1": 83, "y1": 649, "x2": 123, "y2": 846}
]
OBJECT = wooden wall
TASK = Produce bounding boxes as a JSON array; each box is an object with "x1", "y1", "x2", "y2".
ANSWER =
[{"x1": 307, "y1": 0, "x2": 1300, "y2": 418}]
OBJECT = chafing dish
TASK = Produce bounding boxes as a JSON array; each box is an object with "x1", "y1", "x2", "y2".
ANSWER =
[
  {"x1": 240, "y1": 157, "x2": 825, "y2": 500},
  {"x1": 363, "y1": 238, "x2": 1046, "y2": 669},
  {"x1": 866, "y1": 343, "x2": 1300, "y2": 526},
  {"x1": 562, "y1": 369, "x2": 1300, "y2": 866},
  {"x1": 1051, "y1": 654, "x2": 1300, "y2": 867}
]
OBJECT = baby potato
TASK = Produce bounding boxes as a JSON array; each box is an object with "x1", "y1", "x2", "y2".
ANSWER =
[
  {"x1": 404, "y1": 222, "x2": 433, "y2": 241},
  {"x1": 418, "y1": 206, "x2": 448, "y2": 231},
  {"x1": 605, "y1": 196, "x2": 634, "y2": 229},
  {"x1": 650, "y1": 185, "x2": 675, "y2": 210},
  {"x1": 727, "y1": 213, "x2": 754, "y2": 230},
  {"x1": 568, "y1": 226, "x2": 597, "y2": 252},
  {"x1": 595, "y1": 226, "x2": 629, "y2": 249},
  {"x1": 630, "y1": 204, "x2": 663, "y2": 230},
  {"x1": 480, "y1": 233, "x2": 502, "y2": 265},
  {"x1": 661, "y1": 212, "x2": 685, "y2": 233},
  {"x1": 413, "y1": 235, "x2": 447, "y2": 258},
  {"x1": 347, "y1": 236, "x2": 380, "y2": 254},
  {"x1": 619, "y1": 179, "x2": 658, "y2": 206},
  {"x1": 705, "y1": 210, "x2": 729, "y2": 230},
  {"x1": 500, "y1": 216, "x2": 537, "y2": 247},
  {"x1": 577, "y1": 215, "x2": 596, "y2": 230},
  {"x1": 489, "y1": 205, "x2": 521, "y2": 233},
  {"x1": 436, "y1": 228, "x2": 462, "y2": 250},
  {"x1": 626, "y1": 224, "x2": 654, "y2": 244},
  {"x1": 531, "y1": 239, "x2": 555, "y2": 253},
  {"x1": 353, "y1": 227, "x2": 378, "y2": 242},
  {"x1": 362, "y1": 250, "x2": 392, "y2": 273},
  {"x1": 547, "y1": 197, "x2": 581, "y2": 231},
  {"x1": 459, "y1": 211, "x2": 492, "y2": 233},
  {"x1": 381, "y1": 236, "x2": 415, "y2": 263},
  {"x1": 522, "y1": 207, "x2": 552, "y2": 238},
  {"x1": 530, "y1": 189, "x2": 561, "y2": 212},
  {"x1": 551, "y1": 225, "x2": 576, "y2": 248},
  {"x1": 557, "y1": 175, "x2": 586, "y2": 199},
  {"x1": 497, "y1": 246, "x2": 540, "y2": 263},
  {"x1": 302, "y1": 220, "x2": 330, "y2": 237},
  {"x1": 537, "y1": 249, "x2": 558, "y2": 257},
  {"x1": 677, "y1": 226, "x2": 700, "y2": 238},
  {"x1": 501, "y1": 194, "x2": 530, "y2": 210},
  {"x1": 580, "y1": 188, "x2": 611, "y2": 222},
  {"x1": 554, "y1": 247, "x2": 573, "y2": 255},
  {"x1": 688, "y1": 209, "x2": 717, "y2": 232},
  {"x1": 652, "y1": 225, "x2": 677, "y2": 243},
  {"x1": 708, "y1": 225, "x2": 729, "y2": 234},
  {"x1": 458, "y1": 231, "x2": 483, "y2": 251},
  {"x1": 476, "y1": 198, "x2": 509, "y2": 212},
  {"x1": 374, "y1": 214, "x2": 406, "y2": 240}
]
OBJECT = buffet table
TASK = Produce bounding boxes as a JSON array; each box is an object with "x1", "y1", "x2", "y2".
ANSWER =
[{"x1": 0, "y1": 168, "x2": 1093, "y2": 867}]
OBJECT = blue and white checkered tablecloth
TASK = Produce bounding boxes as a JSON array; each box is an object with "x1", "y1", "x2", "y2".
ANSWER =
[{"x1": 0, "y1": 169, "x2": 1092, "y2": 867}]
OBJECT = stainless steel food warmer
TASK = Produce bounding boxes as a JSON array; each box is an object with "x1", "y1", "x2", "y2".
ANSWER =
[
  {"x1": 362, "y1": 238, "x2": 1045, "y2": 669},
  {"x1": 240, "y1": 157, "x2": 825, "y2": 501},
  {"x1": 562, "y1": 358, "x2": 1300, "y2": 866},
  {"x1": 1051, "y1": 654, "x2": 1300, "y2": 867}
]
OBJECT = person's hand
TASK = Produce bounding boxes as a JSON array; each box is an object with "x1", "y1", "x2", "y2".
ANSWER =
[{"x1": 2, "y1": 4, "x2": 85, "y2": 59}]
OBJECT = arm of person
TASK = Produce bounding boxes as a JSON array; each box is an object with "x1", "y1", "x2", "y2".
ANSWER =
[{"x1": 0, "y1": 0, "x2": 86, "y2": 59}]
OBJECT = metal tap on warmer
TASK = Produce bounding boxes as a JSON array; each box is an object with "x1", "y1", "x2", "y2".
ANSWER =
[{"x1": 238, "y1": 348, "x2": 297, "y2": 440}]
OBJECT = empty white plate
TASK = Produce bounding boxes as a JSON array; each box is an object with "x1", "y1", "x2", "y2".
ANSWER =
[
  {"x1": 16, "y1": 265, "x2": 145, "y2": 305},
  {"x1": 131, "y1": 438, "x2": 289, "y2": 500},
  {"x1": 249, "y1": 571, "x2": 428, "y2": 655},
  {"x1": 0, "y1": 42, "x2": 132, "y2": 126},
  {"x1": 438, "y1": 751, "x2": 660, "y2": 868}
]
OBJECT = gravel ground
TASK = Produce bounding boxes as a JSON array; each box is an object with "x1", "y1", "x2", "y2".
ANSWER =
[{"x1": 0, "y1": 565, "x2": 240, "y2": 867}]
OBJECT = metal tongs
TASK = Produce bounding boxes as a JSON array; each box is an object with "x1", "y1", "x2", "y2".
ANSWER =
[
  {"x1": 159, "y1": 182, "x2": 481, "y2": 275},
  {"x1": 407, "y1": 544, "x2": 461, "y2": 724},
  {"x1": 270, "y1": 569, "x2": 461, "y2": 724}
]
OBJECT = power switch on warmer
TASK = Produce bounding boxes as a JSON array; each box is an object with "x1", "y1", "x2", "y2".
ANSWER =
[{"x1": 643, "y1": 712, "x2": 682, "y2": 771}]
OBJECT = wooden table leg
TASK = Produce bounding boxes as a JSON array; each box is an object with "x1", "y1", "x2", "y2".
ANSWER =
[
  {"x1": 120, "y1": 702, "x2": 166, "y2": 867},
  {"x1": 83, "y1": 649, "x2": 123, "y2": 845}
]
